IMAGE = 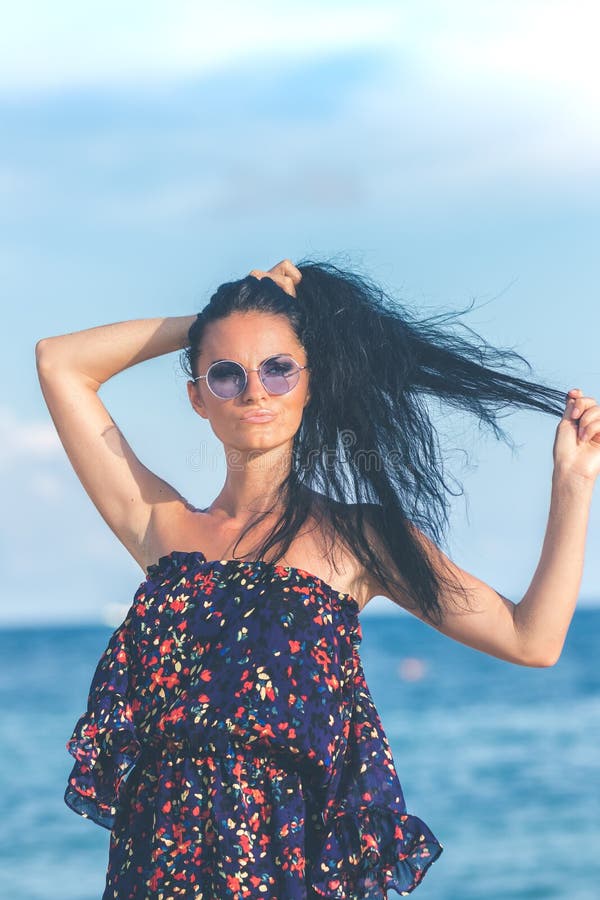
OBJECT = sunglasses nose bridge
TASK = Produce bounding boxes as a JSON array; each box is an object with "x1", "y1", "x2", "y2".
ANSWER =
[{"x1": 240, "y1": 364, "x2": 267, "y2": 397}]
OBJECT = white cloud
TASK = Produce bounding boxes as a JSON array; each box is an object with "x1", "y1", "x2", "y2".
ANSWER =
[
  {"x1": 424, "y1": 0, "x2": 600, "y2": 107},
  {"x1": 0, "y1": 0, "x2": 397, "y2": 94},
  {"x1": 2, "y1": 0, "x2": 598, "y2": 229},
  {"x1": 2, "y1": 0, "x2": 598, "y2": 116}
]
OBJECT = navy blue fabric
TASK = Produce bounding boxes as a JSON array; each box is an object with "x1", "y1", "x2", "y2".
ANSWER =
[{"x1": 65, "y1": 550, "x2": 442, "y2": 898}]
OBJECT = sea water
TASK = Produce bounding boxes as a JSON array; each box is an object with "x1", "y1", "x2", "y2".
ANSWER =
[{"x1": 0, "y1": 609, "x2": 598, "y2": 900}]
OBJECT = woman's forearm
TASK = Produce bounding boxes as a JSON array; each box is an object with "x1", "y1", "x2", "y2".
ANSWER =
[
  {"x1": 35, "y1": 315, "x2": 197, "y2": 385},
  {"x1": 514, "y1": 468, "x2": 595, "y2": 663}
]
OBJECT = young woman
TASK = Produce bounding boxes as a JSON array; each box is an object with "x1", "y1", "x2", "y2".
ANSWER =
[{"x1": 36, "y1": 259, "x2": 599, "y2": 899}]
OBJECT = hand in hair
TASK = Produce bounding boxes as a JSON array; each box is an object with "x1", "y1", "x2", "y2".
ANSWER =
[
  {"x1": 554, "y1": 387, "x2": 600, "y2": 482},
  {"x1": 249, "y1": 259, "x2": 302, "y2": 298}
]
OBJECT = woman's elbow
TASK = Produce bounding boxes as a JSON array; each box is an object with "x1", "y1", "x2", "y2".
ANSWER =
[{"x1": 521, "y1": 645, "x2": 563, "y2": 668}]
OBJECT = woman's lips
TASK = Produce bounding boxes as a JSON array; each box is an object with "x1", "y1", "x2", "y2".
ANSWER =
[{"x1": 240, "y1": 411, "x2": 276, "y2": 423}]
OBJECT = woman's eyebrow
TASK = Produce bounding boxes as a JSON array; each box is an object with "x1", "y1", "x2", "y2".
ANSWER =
[{"x1": 208, "y1": 353, "x2": 292, "y2": 365}]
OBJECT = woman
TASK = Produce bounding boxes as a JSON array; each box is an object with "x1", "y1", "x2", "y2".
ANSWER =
[{"x1": 36, "y1": 258, "x2": 599, "y2": 899}]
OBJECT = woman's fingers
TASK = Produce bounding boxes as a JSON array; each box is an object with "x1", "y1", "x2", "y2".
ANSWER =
[
  {"x1": 562, "y1": 388, "x2": 600, "y2": 442},
  {"x1": 248, "y1": 259, "x2": 301, "y2": 297},
  {"x1": 273, "y1": 259, "x2": 302, "y2": 284},
  {"x1": 249, "y1": 260, "x2": 301, "y2": 281},
  {"x1": 266, "y1": 260, "x2": 302, "y2": 296},
  {"x1": 578, "y1": 405, "x2": 600, "y2": 442},
  {"x1": 571, "y1": 395, "x2": 596, "y2": 419},
  {"x1": 563, "y1": 388, "x2": 584, "y2": 419}
]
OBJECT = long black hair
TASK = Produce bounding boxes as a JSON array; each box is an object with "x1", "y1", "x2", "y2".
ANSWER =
[{"x1": 181, "y1": 259, "x2": 565, "y2": 624}]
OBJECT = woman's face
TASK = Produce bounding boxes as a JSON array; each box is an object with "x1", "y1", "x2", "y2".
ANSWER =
[{"x1": 187, "y1": 311, "x2": 311, "y2": 452}]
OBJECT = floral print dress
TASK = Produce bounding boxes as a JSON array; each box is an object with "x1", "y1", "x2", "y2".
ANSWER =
[{"x1": 65, "y1": 550, "x2": 443, "y2": 899}]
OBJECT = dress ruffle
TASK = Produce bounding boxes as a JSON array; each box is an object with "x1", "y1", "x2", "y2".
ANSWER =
[
  {"x1": 145, "y1": 550, "x2": 204, "y2": 583},
  {"x1": 64, "y1": 615, "x2": 142, "y2": 830},
  {"x1": 309, "y1": 804, "x2": 443, "y2": 898},
  {"x1": 306, "y1": 658, "x2": 444, "y2": 897}
]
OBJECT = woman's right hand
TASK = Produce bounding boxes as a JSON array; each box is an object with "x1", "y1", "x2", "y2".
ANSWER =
[{"x1": 249, "y1": 259, "x2": 302, "y2": 297}]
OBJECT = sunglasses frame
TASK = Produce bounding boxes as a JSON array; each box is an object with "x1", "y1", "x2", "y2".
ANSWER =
[{"x1": 192, "y1": 353, "x2": 309, "y2": 400}]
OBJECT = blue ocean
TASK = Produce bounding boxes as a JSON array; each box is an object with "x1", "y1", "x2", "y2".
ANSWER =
[{"x1": 1, "y1": 608, "x2": 598, "y2": 900}]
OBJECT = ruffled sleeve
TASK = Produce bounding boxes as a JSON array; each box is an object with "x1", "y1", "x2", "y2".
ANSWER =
[
  {"x1": 308, "y1": 667, "x2": 443, "y2": 897},
  {"x1": 64, "y1": 612, "x2": 142, "y2": 830}
]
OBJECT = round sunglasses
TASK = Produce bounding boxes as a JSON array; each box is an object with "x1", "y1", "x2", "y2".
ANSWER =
[{"x1": 192, "y1": 353, "x2": 309, "y2": 399}]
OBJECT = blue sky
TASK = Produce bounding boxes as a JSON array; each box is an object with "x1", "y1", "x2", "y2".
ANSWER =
[{"x1": 1, "y1": 0, "x2": 599, "y2": 625}]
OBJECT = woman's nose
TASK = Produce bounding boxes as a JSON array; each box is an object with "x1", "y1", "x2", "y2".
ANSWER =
[{"x1": 242, "y1": 368, "x2": 268, "y2": 399}]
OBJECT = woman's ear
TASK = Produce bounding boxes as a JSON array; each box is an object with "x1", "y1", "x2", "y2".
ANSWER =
[{"x1": 187, "y1": 379, "x2": 208, "y2": 419}]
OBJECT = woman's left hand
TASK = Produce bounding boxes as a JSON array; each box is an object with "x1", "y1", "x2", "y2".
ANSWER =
[{"x1": 553, "y1": 388, "x2": 600, "y2": 482}]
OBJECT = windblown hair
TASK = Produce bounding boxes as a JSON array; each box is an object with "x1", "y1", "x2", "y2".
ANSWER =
[{"x1": 181, "y1": 259, "x2": 565, "y2": 624}]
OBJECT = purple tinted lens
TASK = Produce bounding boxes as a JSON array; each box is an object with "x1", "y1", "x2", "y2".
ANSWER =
[
  {"x1": 261, "y1": 356, "x2": 300, "y2": 393},
  {"x1": 207, "y1": 361, "x2": 245, "y2": 398}
]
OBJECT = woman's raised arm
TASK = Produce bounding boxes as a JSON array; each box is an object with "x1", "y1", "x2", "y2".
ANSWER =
[
  {"x1": 35, "y1": 315, "x2": 197, "y2": 570},
  {"x1": 365, "y1": 388, "x2": 599, "y2": 667}
]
